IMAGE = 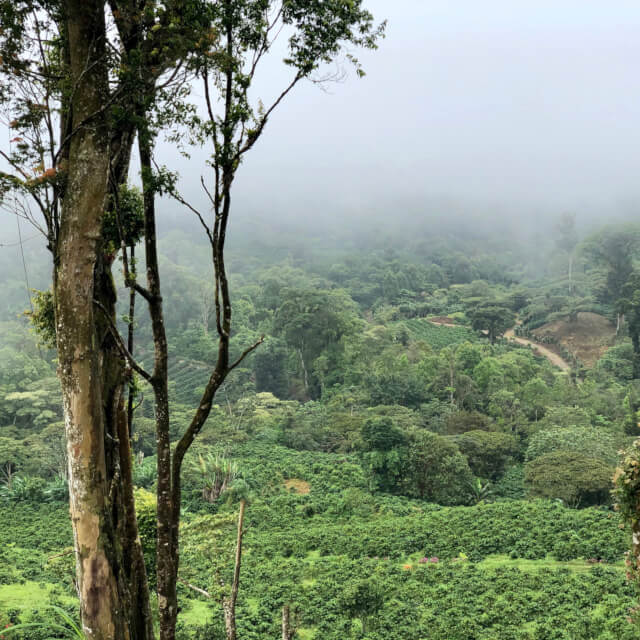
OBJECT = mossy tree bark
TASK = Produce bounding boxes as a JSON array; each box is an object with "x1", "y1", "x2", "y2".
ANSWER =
[{"x1": 55, "y1": 1, "x2": 153, "y2": 638}]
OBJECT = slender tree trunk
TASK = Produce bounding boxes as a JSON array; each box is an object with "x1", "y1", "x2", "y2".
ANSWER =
[
  {"x1": 224, "y1": 500, "x2": 246, "y2": 640},
  {"x1": 137, "y1": 129, "x2": 176, "y2": 640},
  {"x1": 568, "y1": 253, "x2": 574, "y2": 295},
  {"x1": 298, "y1": 348, "x2": 309, "y2": 396},
  {"x1": 282, "y1": 605, "x2": 296, "y2": 640},
  {"x1": 95, "y1": 254, "x2": 155, "y2": 640},
  {"x1": 282, "y1": 606, "x2": 290, "y2": 640},
  {"x1": 104, "y1": 90, "x2": 155, "y2": 640},
  {"x1": 127, "y1": 246, "x2": 137, "y2": 437},
  {"x1": 129, "y1": 21, "x2": 261, "y2": 636},
  {"x1": 632, "y1": 334, "x2": 640, "y2": 380},
  {"x1": 628, "y1": 512, "x2": 640, "y2": 594},
  {"x1": 448, "y1": 359, "x2": 455, "y2": 406},
  {"x1": 113, "y1": 376, "x2": 155, "y2": 640}
]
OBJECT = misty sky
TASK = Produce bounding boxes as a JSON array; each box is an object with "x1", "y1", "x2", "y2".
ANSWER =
[
  {"x1": 165, "y1": 0, "x2": 640, "y2": 225},
  {"x1": 2, "y1": 1, "x2": 639, "y2": 244}
]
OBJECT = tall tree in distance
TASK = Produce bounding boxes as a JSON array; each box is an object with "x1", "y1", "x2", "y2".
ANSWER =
[
  {"x1": 274, "y1": 289, "x2": 361, "y2": 398},
  {"x1": 583, "y1": 224, "x2": 640, "y2": 333},
  {"x1": 619, "y1": 272, "x2": 640, "y2": 379},
  {"x1": 555, "y1": 213, "x2": 578, "y2": 294},
  {"x1": 470, "y1": 302, "x2": 515, "y2": 344}
]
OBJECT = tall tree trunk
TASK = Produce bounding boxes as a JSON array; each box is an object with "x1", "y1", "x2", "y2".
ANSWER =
[
  {"x1": 298, "y1": 348, "x2": 309, "y2": 396},
  {"x1": 127, "y1": 246, "x2": 137, "y2": 437},
  {"x1": 56, "y1": 2, "x2": 122, "y2": 637},
  {"x1": 568, "y1": 253, "x2": 574, "y2": 295},
  {"x1": 55, "y1": 3, "x2": 153, "y2": 637},
  {"x1": 224, "y1": 500, "x2": 246, "y2": 640},
  {"x1": 282, "y1": 605, "x2": 296, "y2": 640},
  {"x1": 632, "y1": 334, "x2": 640, "y2": 380},
  {"x1": 95, "y1": 255, "x2": 155, "y2": 640},
  {"x1": 448, "y1": 358, "x2": 455, "y2": 406},
  {"x1": 137, "y1": 129, "x2": 176, "y2": 640},
  {"x1": 105, "y1": 85, "x2": 155, "y2": 640}
]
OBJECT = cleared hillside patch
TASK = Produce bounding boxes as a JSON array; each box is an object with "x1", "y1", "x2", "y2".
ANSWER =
[
  {"x1": 532, "y1": 312, "x2": 616, "y2": 367},
  {"x1": 284, "y1": 478, "x2": 311, "y2": 494}
]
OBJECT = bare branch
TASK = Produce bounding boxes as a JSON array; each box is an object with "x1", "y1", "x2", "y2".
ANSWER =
[
  {"x1": 47, "y1": 549, "x2": 75, "y2": 562},
  {"x1": 157, "y1": 61, "x2": 186, "y2": 91},
  {"x1": 0, "y1": 150, "x2": 36, "y2": 182},
  {"x1": 228, "y1": 336, "x2": 265, "y2": 373},
  {"x1": 133, "y1": 282, "x2": 152, "y2": 302},
  {"x1": 202, "y1": 70, "x2": 221, "y2": 152},
  {"x1": 0, "y1": 232, "x2": 40, "y2": 248},
  {"x1": 0, "y1": 151, "x2": 52, "y2": 232},
  {"x1": 53, "y1": 85, "x2": 126, "y2": 164},
  {"x1": 200, "y1": 175, "x2": 216, "y2": 210},
  {"x1": 235, "y1": 73, "x2": 303, "y2": 160},
  {"x1": 170, "y1": 189, "x2": 213, "y2": 244},
  {"x1": 93, "y1": 299, "x2": 152, "y2": 382},
  {"x1": 177, "y1": 577, "x2": 212, "y2": 599}
]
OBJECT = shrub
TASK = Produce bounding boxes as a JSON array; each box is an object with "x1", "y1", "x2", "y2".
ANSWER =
[
  {"x1": 595, "y1": 343, "x2": 634, "y2": 381},
  {"x1": 331, "y1": 487, "x2": 377, "y2": 518},
  {"x1": 360, "y1": 418, "x2": 408, "y2": 494},
  {"x1": 132, "y1": 456, "x2": 157, "y2": 489},
  {"x1": 338, "y1": 578, "x2": 384, "y2": 634},
  {"x1": 0, "y1": 476, "x2": 46, "y2": 503},
  {"x1": 44, "y1": 476, "x2": 69, "y2": 502},
  {"x1": 361, "y1": 417, "x2": 407, "y2": 451},
  {"x1": 188, "y1": 452, "x2": 238, "y2": 503},
  {"x1": 536, "y1": 406, "x2": 593, "y2": 430}
]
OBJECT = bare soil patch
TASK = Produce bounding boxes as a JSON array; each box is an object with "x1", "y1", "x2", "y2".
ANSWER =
[
  {"x1": 284, "y1": 478, "x2": 311, "y2": 495},
  {"x1": 532, "y1": 312, "x2": 616, "y2": 368},
  {"x1": 429, "y1": 316, "x2": 457, "y2": 326}
]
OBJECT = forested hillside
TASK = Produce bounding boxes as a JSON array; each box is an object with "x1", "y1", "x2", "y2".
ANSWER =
[
  {"x1": 3, "y1": 215, "x2": 640, "y2": 639},
  {"x1": 2, "y1": 1, "x2": 640, "y2": 637}
]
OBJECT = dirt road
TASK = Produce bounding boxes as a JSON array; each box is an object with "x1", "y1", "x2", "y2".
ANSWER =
[
  {"x1": 504, "y1": 328, "x2": 571, "y2": 372},
  {"x1": 428, "y1": 318, "x2": 572, "y2": 371}
]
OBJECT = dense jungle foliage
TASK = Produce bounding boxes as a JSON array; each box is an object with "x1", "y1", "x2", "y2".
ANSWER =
[{"x1": 2, "y1": 214, "x2": 640, "y2": 638}]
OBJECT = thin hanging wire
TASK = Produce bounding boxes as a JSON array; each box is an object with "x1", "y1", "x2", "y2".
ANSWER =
[
  {"x1": 0, "y1": 233, "x2": 40, "y2": 248},
  {"x1": 7, "y1": 133, "x2": 35, "y2": 316},
  {"x1": 10, "y1": 135, "x2": 44, "y2": 357},
  {"x1": 16, "y1": 212, "x2": 34, "y2": 316}
]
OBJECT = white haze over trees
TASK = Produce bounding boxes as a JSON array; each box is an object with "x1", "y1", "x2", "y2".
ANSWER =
[
  {"x1": 156, "y1": 0, "x2": 640, "y2": 231},
  {"x1": 2, "y1": 0, "x2": 640, "y2": 242}
]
